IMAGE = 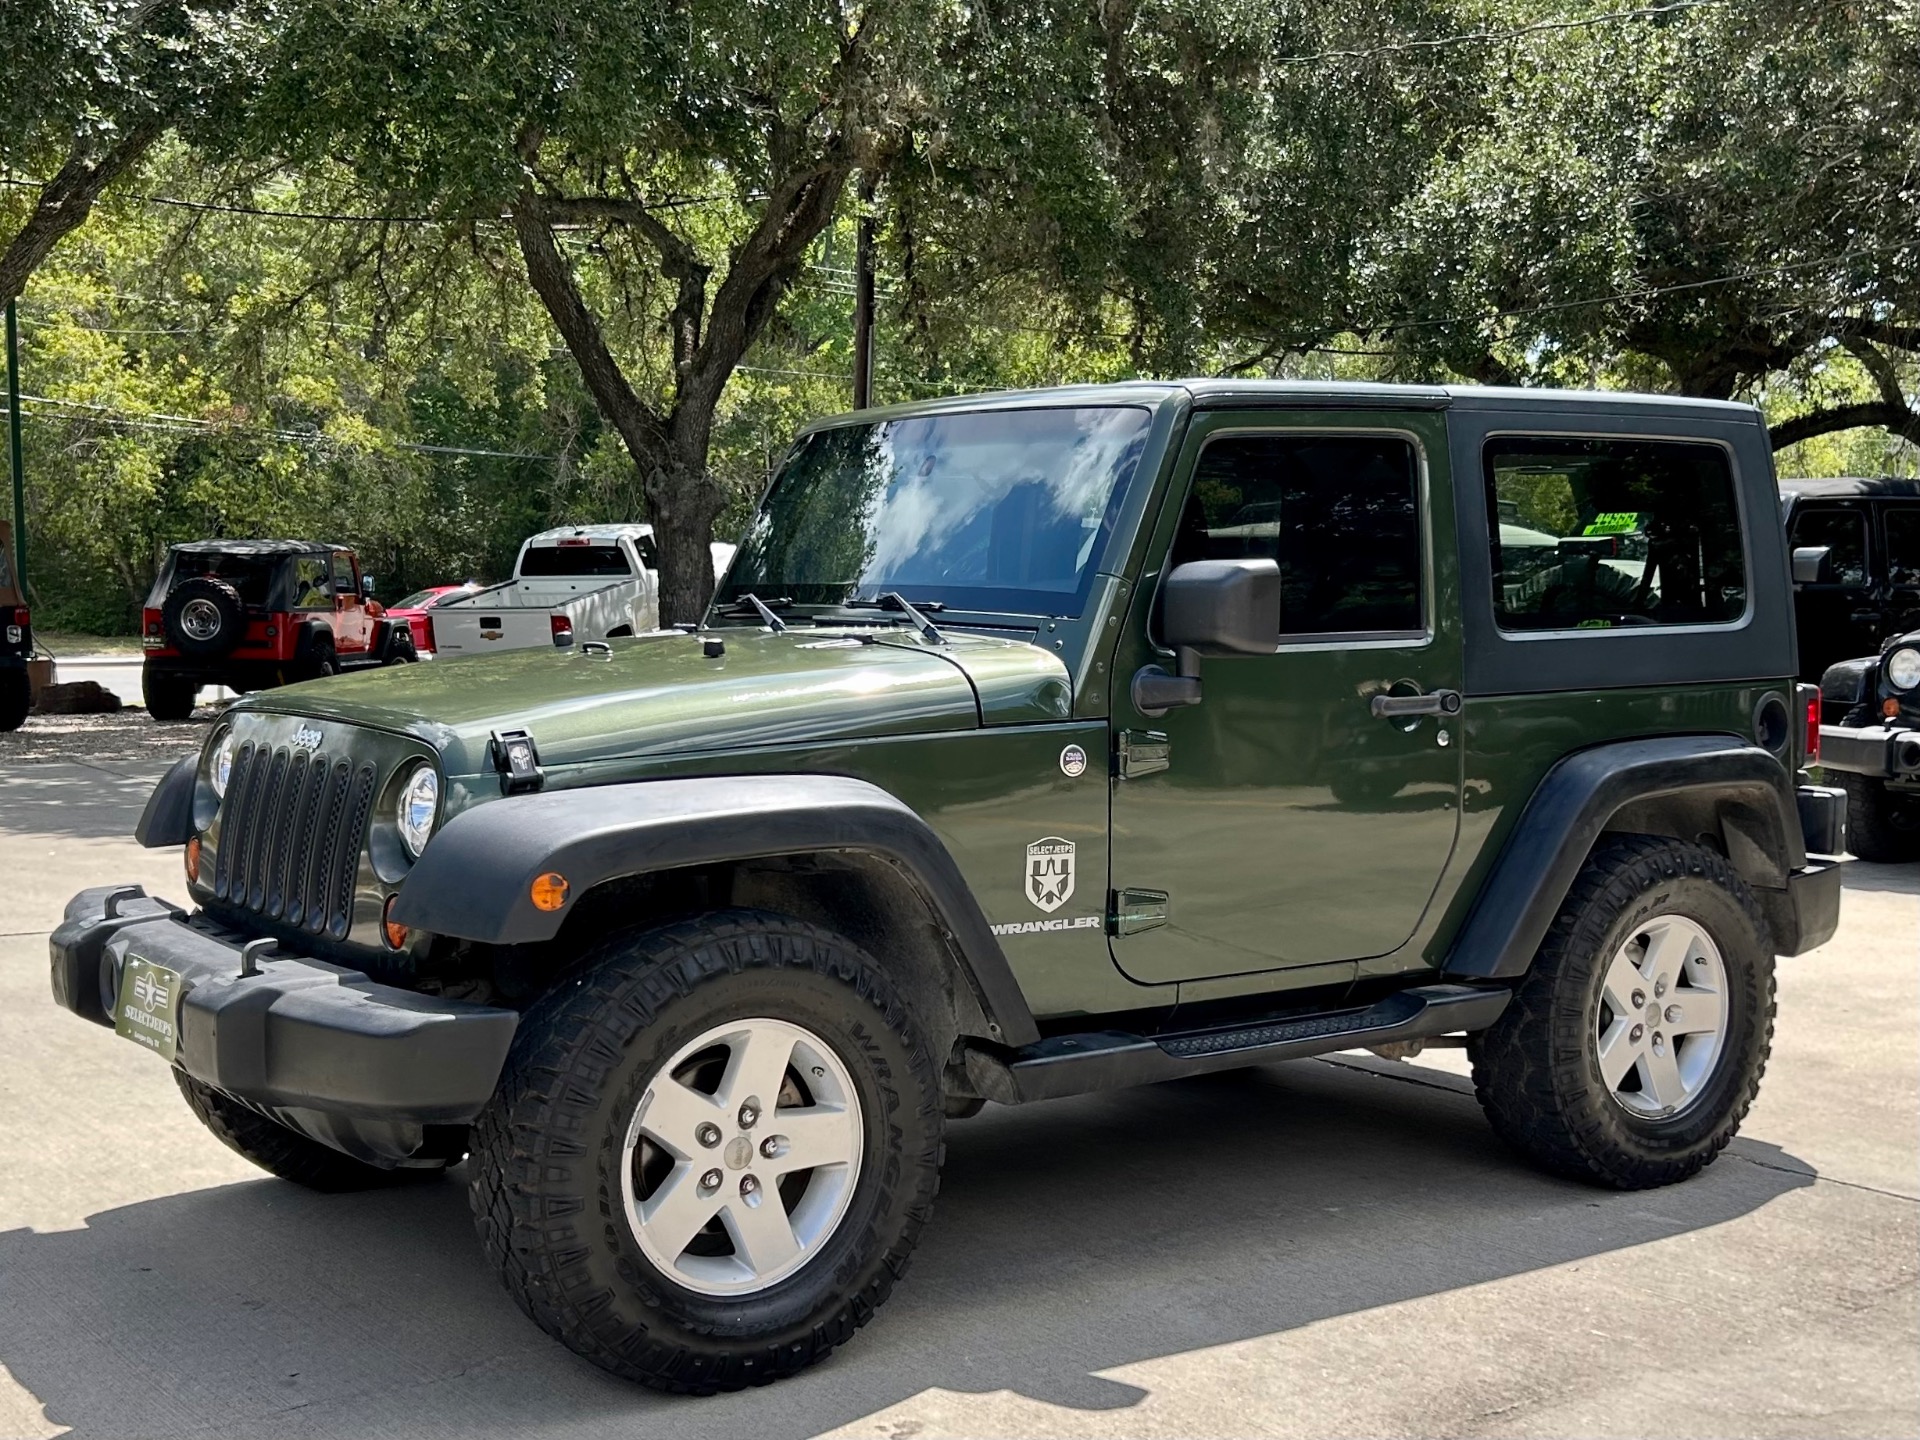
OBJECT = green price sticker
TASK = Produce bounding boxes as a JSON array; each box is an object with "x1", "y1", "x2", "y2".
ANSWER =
[{"x1": 1582, "y1": 511, "x2": 1641, "y2": 536}]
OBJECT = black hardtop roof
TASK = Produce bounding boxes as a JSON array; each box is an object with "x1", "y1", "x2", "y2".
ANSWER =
[
  {"x1": 1777, "y1": 475, "x2": 1920, "y2": 500},
  {"x1": 170, "y1": 538, "x2": 342, "y2": 558},
  {"x1": 804, "y1": 379, "x2": 1762, "y2": 433}
]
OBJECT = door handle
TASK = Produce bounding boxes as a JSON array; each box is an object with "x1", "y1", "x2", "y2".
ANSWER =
[{"x1": 1370, "y1": 689, "x2": 1462, "y2": 719}]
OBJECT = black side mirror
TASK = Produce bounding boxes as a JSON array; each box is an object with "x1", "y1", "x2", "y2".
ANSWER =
[
  {"x1": 1133, "y1": 559, "x2": 1281, "y2": 715},
  {"x1": 1791, "y1": 546, "x2": 1834, "y2": 586}
]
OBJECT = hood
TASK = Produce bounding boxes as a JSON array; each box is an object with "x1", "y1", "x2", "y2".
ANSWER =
[{"x1": 239, "y1": 627, "x2": 1072, "y2": 774}]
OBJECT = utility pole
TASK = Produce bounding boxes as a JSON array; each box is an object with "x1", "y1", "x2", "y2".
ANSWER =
[
  {"x1": 851, "y1": 175, "x2": 876, "y2": 410},
  {"x1": 5, "y1": 299, "x2": 23, "y2": 595}
]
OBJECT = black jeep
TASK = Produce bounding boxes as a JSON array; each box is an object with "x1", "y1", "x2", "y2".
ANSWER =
[{"x1": 1816, "y1": 628, "x2": 1920, "y2": 861}]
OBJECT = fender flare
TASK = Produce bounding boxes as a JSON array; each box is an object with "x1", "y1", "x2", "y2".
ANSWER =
[
  {"x1": 1445, "y1": 735, "x2": 1803, "y2": 980},
  {"x1": 389, "y1": 773, "x2": 1041, "y2": 1045},
  {"x1": 136, "y1": 755, "x2": 198, "y2": 847}
]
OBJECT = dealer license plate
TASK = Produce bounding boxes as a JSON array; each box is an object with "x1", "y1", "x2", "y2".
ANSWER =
[{"x1": 114, "y1": 956, "x2": 185, "y2": 1063}]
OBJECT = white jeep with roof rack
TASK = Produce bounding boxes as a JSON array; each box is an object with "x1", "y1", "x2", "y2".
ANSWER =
[{"x1": 430, "y1": 524, "x2": 735, "y2": 657}]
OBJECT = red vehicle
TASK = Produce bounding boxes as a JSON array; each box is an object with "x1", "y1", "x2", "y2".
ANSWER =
[
  {"x1": 380, "y1": 581, "x2": 481, "y2": 658},
  {"x1": 140, "y1": 539, "x2": 416, "y2": 720}
]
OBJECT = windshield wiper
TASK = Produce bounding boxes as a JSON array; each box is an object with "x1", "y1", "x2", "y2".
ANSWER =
[
  {"x1": 844, "y1": 592, "x2": 947, "y2": 646},
  {"x1": 713, "y1": 593, "x2": 791, "y2": 632}
]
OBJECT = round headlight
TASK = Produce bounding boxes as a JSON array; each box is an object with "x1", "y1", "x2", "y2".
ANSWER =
[
  {"x1": 397, "y1": 763, "x2": 439, "y2": 858},
  {"x1": 1885, "y1": 645, "x2": 1920, "y2": 692},
  {"x1": 209, "y1": 731, "x2": 236, "y2": 799}
]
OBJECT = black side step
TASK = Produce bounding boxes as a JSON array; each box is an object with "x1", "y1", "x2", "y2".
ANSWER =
[{"x1": 963, "y1": 984, "x2": 1510, "y2": 1106}]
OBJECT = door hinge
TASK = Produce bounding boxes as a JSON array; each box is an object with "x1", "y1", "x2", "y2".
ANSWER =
[
  {"x1": 1109, "y1": 887, "x2": 1169, "y2": 936},
  {"x1": 1116, "y1": 729, "x2": 1170, "y2": 778}
]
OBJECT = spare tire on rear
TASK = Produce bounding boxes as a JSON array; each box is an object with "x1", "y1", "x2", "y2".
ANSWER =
[{"x1": 163, "y1": 576, "x2": 245, "y2": 659}]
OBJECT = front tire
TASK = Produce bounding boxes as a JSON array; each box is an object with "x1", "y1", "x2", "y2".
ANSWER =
[
  {"x1": 174, "y1": 1072, "x2": 447, "y2": 1191},
  {"x1": 1470, "y1": 836, "x2": 1774, "y2": 1189},
  {"x1": 1834, "y1": 772, "x2": 1920, "y2": 863},
  {"x1": 468, "y1": 910, "x2": 944, "y2": 1393}
]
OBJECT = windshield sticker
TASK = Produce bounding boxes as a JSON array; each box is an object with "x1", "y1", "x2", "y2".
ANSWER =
[
  {"x1": 1025, "y1": 837, "x2": 1075, "y2": 912},
  {"x1": 1059, "y1": 744, "x2": 1088, "y2": 778},
  {"x1": 1582, "y1": 511, "x2": 1642, "y2": 536}
]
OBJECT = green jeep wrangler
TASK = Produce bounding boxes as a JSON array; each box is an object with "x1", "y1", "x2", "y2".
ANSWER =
[{"x1": 52, "y1": 382, "x2": 1845, "y2": 1393}]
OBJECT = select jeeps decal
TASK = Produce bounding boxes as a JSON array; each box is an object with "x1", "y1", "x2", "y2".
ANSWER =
[
  {"x1": 1024, "y1": 837, "x2": 1075, "y2": 912},
  {"x1": 991, "y1": 836, "x2": 1096, "y2": 936},
  {"x1": 1058, "y1": 744, "x2": 1088, "y2": 778}
]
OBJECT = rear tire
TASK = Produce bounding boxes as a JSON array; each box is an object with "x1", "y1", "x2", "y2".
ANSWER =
[
  {"x1": 467, "y1": 909, "x2": 944, "y2": 1393},
  {"x1": 174, "y1": 1072, "x2": 447, "y2": 1191},
  {"x1": 1834, "y1": 772, "x2": 1920, "y2": 863},
  {"x1": 0, "y1": 667, "x2": 29, "y2": 731},
  {"x1": 1469, "y1": 835, "x2": 1774, "y2": 1189},
  {"x1": 142, "y1": 669, "x2": 198, "y2": 722}
]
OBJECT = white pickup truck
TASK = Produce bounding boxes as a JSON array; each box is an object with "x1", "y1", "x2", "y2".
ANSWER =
[{"x1": 429, "y1": 524, "x2": 734, "y2": 658}]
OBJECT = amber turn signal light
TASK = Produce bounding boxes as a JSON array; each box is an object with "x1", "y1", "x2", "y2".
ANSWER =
[
  {"x1": 530, "y1": 871, "x2": 569, "y2": 912},
  {"x1": 184, "y1": 835, "x2": 201, "y2": 885},
  {"x1": 381, "y1": 893, "x2": 410, "y2": 950}
]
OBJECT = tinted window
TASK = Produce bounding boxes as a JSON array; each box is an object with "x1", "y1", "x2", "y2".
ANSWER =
[
  {"x1": 1485, "y1": 438, "x2": 1746, "y2": 631},
  {"x1": 330, "y1": 552, "x2": 357, "y2": 593},
  {"x1": 724, "y1": 406, "x2": 1151, "y2": 616},
  {"x1": 1886, "y1": 508, "x2": 1920, "y2": 589},
  {"x1": 520, "y1": 543, "x2": 633, "y2": 577},
  {"x1": 1171, "y1": 433, "x2": 1422, "y2": 635},
  {"x1": 158, "y1": 553, "x2": 279, "y2": 608},
  {"x1": 1790, "y1": 506, "x2": 1869, "y2": 586}
]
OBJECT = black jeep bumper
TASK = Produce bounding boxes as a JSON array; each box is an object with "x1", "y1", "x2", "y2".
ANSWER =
[
  {"x1": 50, "y1": 885, "x2": 516, "y2": 1159},
  {"x1": 1819, "y1": 723, "x2": 1920, "y2": 780}
]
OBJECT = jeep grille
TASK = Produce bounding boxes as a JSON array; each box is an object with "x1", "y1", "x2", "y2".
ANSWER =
[{"x1": 212, "y1": 740, "x2": 376, "y2": 939}]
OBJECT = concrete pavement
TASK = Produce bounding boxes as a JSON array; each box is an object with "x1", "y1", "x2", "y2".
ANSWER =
[{"x1": 0, "y1": 754, "x2": 1914, "y2": 1438}]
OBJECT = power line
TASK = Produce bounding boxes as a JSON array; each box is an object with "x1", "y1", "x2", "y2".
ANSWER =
[
  {"x1": 1274, "y1": 0, "x2": 1726, "y2": 66},
  {"x1": 9, "y1": 393, "x2": 560, "y2": 461},
  {"x1": 0, "y1": 174, "x2": 739, "y2": 226}
]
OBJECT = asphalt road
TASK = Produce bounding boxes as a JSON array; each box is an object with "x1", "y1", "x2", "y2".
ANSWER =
[{"x1": 0, "y1": 744, "x2": 1914, "y2": 1439}]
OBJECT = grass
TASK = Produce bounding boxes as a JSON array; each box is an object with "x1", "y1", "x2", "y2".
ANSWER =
[{"x1": 36, "y1": 631, "x2": 146, "y2": 657}]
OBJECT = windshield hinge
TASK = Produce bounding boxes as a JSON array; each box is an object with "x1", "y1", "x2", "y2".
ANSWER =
[
  {"x1": 1116, "y1": 730, "x2": 1170, "y2": 779},
  {"x1": 1109, "y1": 888, "x2": 1169, "y2": 937}
]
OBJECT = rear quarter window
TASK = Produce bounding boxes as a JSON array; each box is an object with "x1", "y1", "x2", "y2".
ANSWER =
[
  {"x1": 1485, "y1": 437, "x2": 1747, "y2": 632},
  {"x1": 520, "y1": 543, "x2": 633, "y2": 578}
]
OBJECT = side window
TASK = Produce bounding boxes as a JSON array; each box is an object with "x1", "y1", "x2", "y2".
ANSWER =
[
  {"x1": 1485, "y1": 437, "x2": 1746, "y2": 631},
  {"x1": 1790, "y1": 506, "x2": 1869, "y2": 586},
  {"x1": 292, "y1": 557, "x2": 332, "y2": 609},
  {"x1": 330, "y1": 551, "x2": 357, "y2": 597},
  {"x1": 1884, "y1": 507, "x2": 1920, "y2": 589},
  {"x1": 1172, "y1": 433, "x2": 1423, "y2": 636}
]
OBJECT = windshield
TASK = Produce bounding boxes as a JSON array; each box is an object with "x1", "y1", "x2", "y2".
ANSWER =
[{"x1": 721, "y1": 406, "x2": 1152, "y2": 617}]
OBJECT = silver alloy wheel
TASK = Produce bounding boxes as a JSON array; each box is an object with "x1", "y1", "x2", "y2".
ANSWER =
[
  {"x1": 1594, "y1": 915, "x2": 1729, "y2": 1119},
  {"x1": 620, "y1": 1017, "x2": 863, "y2": 1297},
  {"x1": 180, "y1": 597, "x2": 223, "y2": 641}
]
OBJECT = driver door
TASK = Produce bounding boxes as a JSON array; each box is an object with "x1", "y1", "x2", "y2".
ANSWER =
[{"x1": 1107, "y1": 410, "x2": 1464, "y2": 987}]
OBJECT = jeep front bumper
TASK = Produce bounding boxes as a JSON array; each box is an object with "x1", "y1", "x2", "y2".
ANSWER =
[
  {"x1": 50, "y1": 886, "x2": 516, "y2": 1136},
  {"x1": 1819, "y1": 724, "x2": 1920, "y2": 780}
]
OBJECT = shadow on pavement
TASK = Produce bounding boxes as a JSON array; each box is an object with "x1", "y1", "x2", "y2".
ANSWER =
[
  {"x1": 0, "y1": 1058, "x2": 1813, "y2": 1440},
  {"x1": 1839, "y1": 859, "x2": 1918, "y2": 895},
  {"x1": 0, "y1": 761, "x2": 181, "y2": 842}
]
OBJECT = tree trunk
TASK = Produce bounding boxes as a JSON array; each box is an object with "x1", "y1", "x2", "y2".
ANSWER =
[
  {"x1": 0, "y1": 121, "x2": 164, "y2": 307},
  {"x1": 644, "y1": 455, "x2": 724, "y2": 626}
]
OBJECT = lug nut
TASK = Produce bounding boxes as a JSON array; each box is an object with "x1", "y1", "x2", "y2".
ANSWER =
[
  {"x1": 738, "y1": 1101, "x2": 760, "y2": 1130},
  {"x1": 699, "y1": 1168, "x2": 722, "y2": 1191},
  {"x1": 1630, "y1": 1024, "x2": 1645, "y2": 1044},
  {"x1": 1665, "y1": 1004, "x2": 1683, "y2": 1024},
  {"x1": 760, "y1": 1136, "x2": 784, "y2": 1159},
  {"x1": 696, "y1": 1123, "x2": 722, "y2": 1149},
  {"x1": 1631, "y1": 989, "x2": 1646, "y2": 1009},
  {"x1": 739, "y1": 1174, "x2": 762, "y2": 1205},
  {"x1": 1652, "y1": 1032, "x2": 1666, "y2": 1052},
  {"x1": 1654, "y1": 977, "x2": 1669, "y2": 998}
]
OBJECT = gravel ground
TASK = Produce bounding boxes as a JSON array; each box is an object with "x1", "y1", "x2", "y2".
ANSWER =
[{"x1": 0, "y1": 706, "x2": 220, "y2": 765}]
